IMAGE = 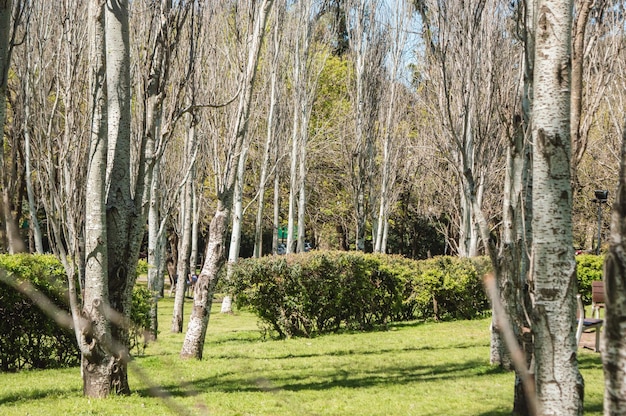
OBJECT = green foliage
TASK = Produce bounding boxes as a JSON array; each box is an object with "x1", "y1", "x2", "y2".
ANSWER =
[
  {"x1": 130, "y1": 285, "x2": 154, "y2": 355},
  {"x1": 136, "y1": 259, "x2": 149, "y2": 276},
  {"x1": 576, "y1": 254, "x2": 604, "y2": 305},
  {"x1": 0, "y1": 254, "x2": 80, "y2": 371},
  {"x1": 230, "y1": 252, "x2": 490, "y2": 338},
  {"x1": 0, "y1": 254, "x2": 154, "y2": 371}
]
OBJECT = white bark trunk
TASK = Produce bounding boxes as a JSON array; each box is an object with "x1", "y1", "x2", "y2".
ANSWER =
[
  {"x1": 147, "y1": 159, "x2": 162, "y2": 338},
  {"x1": 22, "y1": 40, "x2": 44, "y2": 253},
  {"x1": 272, "y1": 160, "x2": 280, "y2": 254},
  {"x1": 531, "y1": 1, "x2": 582, "y2": 413},
  {"x1": 286, "y1": 22, "x2": 302, "y2": 255},
  {"x1": 172, "y1": 121, "x2": 196, "y2": 332},
  {"x1": 190, "y1": 182, "x2": 199, "y2": 273},
  {"x1": 297, "y1": 128, "x2": 307, "y2": 252},
  {"x1": 602, "y1": 125, "x2": 626, "y2": 415},
  {"x1": 82, "y1": 0, "x2": 114, "y2": 398},
  {"x1": 253, "y1": 17, "x2": 281, "y2": 258},
  {"x1": 181, "y1": 0, "x2": 273, "y2": 359},
  {"x1": 223, "y1": 132, "x2": 251, "y2": 312}
]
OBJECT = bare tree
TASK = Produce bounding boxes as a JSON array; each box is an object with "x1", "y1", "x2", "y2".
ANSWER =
[
  {"x1": 253, "y1": 2, "x2": 285, "y2": 258},
  {"x1": 19, "y1": 17, "x2": 44, "y2": 253},
  {"x1": 419, "y1": 0, "x2": 506, "y2": 258},
  {"x1": 570, "y1": 0, "x2": 614, "y2": 191},
  {"x1": 180, "y1": 0, "x2": 274, "y2": 359},
  {"x1": 373, "y1": 0, "x2": 412, "y2": 253},
  {"x1": 285, "y1": 0, "x2": 327, "y2": 254},
  {"x1": 344, "y1": 0, "x2": 386, "y2": 252}
]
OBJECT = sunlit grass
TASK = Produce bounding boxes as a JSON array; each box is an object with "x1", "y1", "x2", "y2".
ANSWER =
[{"x1": 0, "y1": 296, "x2": 604, "y2": 415}]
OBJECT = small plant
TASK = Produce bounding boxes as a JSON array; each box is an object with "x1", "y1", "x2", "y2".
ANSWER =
[
  {"x1": 137, "y1": 259, "x2": 150, "y2": 276},
  {"x1": 130, "y1": 285, "x2": 154, "y2": 355}
]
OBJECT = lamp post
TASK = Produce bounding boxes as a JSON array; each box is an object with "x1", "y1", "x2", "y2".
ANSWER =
[{"x1": 592, "y1": 190, "x2": 608, "y2": 255}]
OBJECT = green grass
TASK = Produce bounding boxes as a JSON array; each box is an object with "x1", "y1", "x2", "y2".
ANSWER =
[{"x1": 0, "y1": 296, "x2": 605, "y2": 415}]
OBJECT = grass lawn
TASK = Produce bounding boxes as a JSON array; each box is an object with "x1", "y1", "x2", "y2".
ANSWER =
[{"x1": 0, "y1": 295, "x2": 605, "y2": 415}]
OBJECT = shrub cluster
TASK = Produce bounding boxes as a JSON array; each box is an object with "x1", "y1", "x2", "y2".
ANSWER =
[
  {"x1": 0, "y1": 254, "x2": 154, "y2": 372},
  {"x1": 230, "y1": 252, "x2": 490, "y2": 338},
  {"x1": 0, "y1": 254, "x2": 80, "y2": 371}
]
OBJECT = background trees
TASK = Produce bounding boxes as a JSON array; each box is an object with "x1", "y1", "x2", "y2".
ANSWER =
[
  {"x1": 1, "y1": 0, "x2": 624, "y2": 404},
  {"x1": 3, "y1": 0, "x2": 620, "y2": 266}
]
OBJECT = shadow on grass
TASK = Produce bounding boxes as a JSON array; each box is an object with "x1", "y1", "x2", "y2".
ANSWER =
[
  {"x1": 137, "y1": 357, "x2": 507, "y2": 398},
  {"x1": 0, "y1": 386, "x2": 82, "y2": 406},
  {"x1": 577, "y1": 352, "x2": 602, "y2": 370},
  {"x1": 205, "y1": 339, "x2": 489, "y2": 361}
]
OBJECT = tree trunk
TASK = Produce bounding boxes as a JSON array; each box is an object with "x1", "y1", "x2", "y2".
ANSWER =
[
  {"x1": 22, "y1": 37, "x2": 44, "y2": 253},
  {"x1": 190, "y1": 182, "x2": 199, "y2": 272},
  {"x1": 531, "y1": 1, "x2": 583, "y2": 413},
  {"x1": 222, "y1": 129, "x2": 251, "y2": 312},
  {"x1": 147, "y1": 159, "x2": 162, "y2": 339},
  {"x1": 602, "y1": 125, "x2": 626, "y2": 415},
  {"x1": 0, "y1": 0, "x2": 25, "y2": 254},
  {"x1": 181, "y1": 201, "x2": 229, "y2": 358},
  {"x1": 102, "y1": 0, "x2": 139, "y2": 395},
  {"x1": 82, "y1": 0, "x2": 114, "y2": 397},
  {"x1": 569, "y1": 0, "x2": 593, "y2": 190},
  {"x1": 286, "y1": 11, "x2": 302, "y2": 255},
  {"x1": 181, "y1": 0, "x2": 273, "y2": 359},
  {"x1": 272, "y1": 157, "x2": 280, "y2": 254},
  {"x1": 172, "y1": 121, "x2": 196, "y2": 331},
  {"x1": 253, "y1": 13, "x2": 282, "y2": 258}
]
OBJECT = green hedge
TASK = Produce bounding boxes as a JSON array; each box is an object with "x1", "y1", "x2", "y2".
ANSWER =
[
  {"x1": 576, "y1": 254, "x2": 604, "y2": 305},
  {"x1": 0, "y1": 254, "x2": 154, "y2": 372},
  {"x1": 0, "y1": 254, "x2": 80, "y2": 372},
  {"x1": 230, "y1": 252, "x2": 490, "y2": 338}
]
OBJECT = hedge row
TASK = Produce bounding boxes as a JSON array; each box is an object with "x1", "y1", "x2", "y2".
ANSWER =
[
  {"x1": 0, "y1": 254, "x2": 153, "y2": 372},
  {"x1": 0, "y1": 254, "x2": 79, "y2": 372},
  {"x1": 229, "y1": 252, "x2": 491, "y2": 338}
]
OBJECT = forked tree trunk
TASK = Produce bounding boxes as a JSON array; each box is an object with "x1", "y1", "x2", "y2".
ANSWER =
[
  {"x1": 181, "y1": 0, "x2": 273, "y2": 359},
  {"x1": 530, "y1": 1, "x2": 583, "y2": 413}
]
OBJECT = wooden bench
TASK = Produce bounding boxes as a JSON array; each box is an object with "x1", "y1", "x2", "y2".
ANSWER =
[{"x1": 592, "y1": 280, "x2": 605, "y2": 319}]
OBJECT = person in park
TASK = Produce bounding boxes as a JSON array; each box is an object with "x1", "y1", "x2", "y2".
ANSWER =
[{"x1": 186, "y1": 273, "x2": 198, "y2": 297}]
